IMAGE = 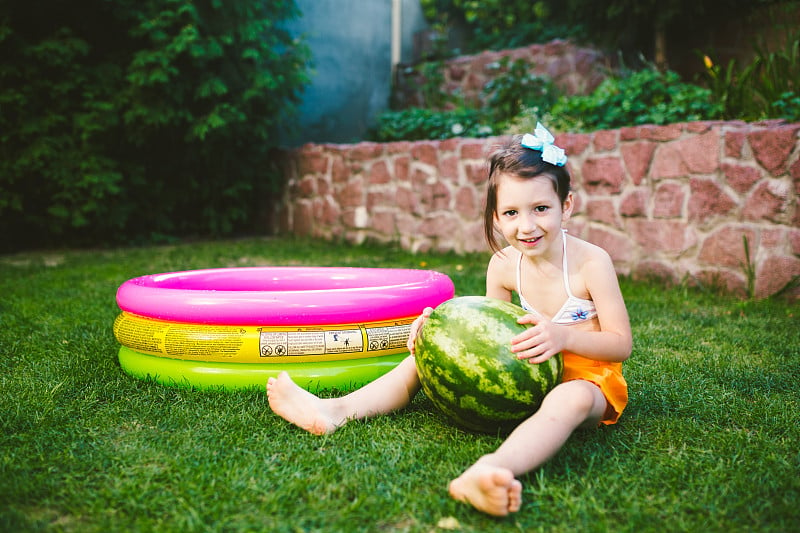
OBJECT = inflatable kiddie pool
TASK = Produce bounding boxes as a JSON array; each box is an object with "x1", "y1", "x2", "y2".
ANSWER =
[{"x1": 114, "y1": 266, "x2": 455, "y2": 391}]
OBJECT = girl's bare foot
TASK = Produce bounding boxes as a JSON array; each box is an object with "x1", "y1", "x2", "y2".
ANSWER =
[
  {"x1": 448, "y1": 463, "x2": 523, "y2": 516},
  {"x1": 266, "y1": 372, "x2": 341, "y2": 435}
]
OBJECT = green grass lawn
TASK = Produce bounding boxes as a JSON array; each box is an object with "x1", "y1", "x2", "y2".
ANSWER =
[{"x1": 1, "y1": 236, "x2": 798, "y2": 532}]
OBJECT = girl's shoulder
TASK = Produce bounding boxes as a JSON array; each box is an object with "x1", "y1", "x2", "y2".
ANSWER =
[
  {"x1": 566, "y1": 234, "x2": 618, "y2": 287},
  {"x1": 566, "y1": 233, "x2": 613, "y2": 265},
  {"x1": 488, "y1": 246, "x2": 519, "y2": 270},
  {"x1": 487, "y1": 246, "x2": 520, "y2": 291}
]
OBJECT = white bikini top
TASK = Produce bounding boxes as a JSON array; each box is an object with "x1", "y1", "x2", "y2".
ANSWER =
[{"x1": 517, "y1": 230, "x2": 598, "y2": 325}]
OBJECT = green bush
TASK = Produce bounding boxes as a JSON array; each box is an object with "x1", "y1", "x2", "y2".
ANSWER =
[
  {"x1": 374, "y1": 55, "x2": 560, "y2": 142},
  {"x1": 0, "y1": 0, "x2": 309, "y2": 252},
  {"x1": 368, "y1": 107, "x2": 493, "y2": 142},
  {"x1": 547, "y1": 67, "x2": 723, "y2": 131},
  {"x1": 772, "y1": 92, "x2": 800, "y2": 122},
  {"x1": 483, "y1": 57, "x2": 560, "y2": 126}
]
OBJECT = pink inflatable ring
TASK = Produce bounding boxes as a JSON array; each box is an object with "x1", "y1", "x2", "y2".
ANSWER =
[{"x1": 116, "y1": 266, "x2": 455, "y2": 325}]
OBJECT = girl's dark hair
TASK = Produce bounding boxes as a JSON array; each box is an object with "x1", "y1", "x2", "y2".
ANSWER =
[{"x1": 483, "y1": 134, "x2": 572, "y2": 253}]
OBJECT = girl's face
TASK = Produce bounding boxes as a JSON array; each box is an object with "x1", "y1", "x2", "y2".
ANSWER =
[{"x1": 493, "y1": 173, "x2": 573, "y2": 259}]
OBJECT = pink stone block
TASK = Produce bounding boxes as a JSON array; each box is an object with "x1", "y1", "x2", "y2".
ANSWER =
[
  {"x1": 629, "y1": 219, "x2": 695, "y2": 254},
  {"x1": 748, "y1": 124, "x2": 800, "y2": 175},
  {"x1": 593, "y1": 130, "x2": 618, "y2": 152},
  {"x1": 349, "y1": 142, "x2": 384, "y2": 160},
  {"x1": 555, "y1": 133, "x2": 591, "y2": 157},
  {"x1": 756, "y1": 255, "x2": 800, "y2": 298},
  {"x1": 371, "y1": 211, "x2": 396, "y2": 237},
  {"x1": 465, "y1": 161, "x2": 488, "y2": 184},
  {"x1": 455, "y1": 186, "x2": 480, "y2": 219},
  {"x1": 461, "y1": 140, "x2": 488, "y2": 160},
  {"x1": 440, "y1": 138, "x2": 460, "y2": 152},
  {"x1": 582, "y1": 157, "x2": 625, "y2": 194},
  {"x1": 421, "y1": 182, "x2": 451, "y2": 211},
  {"x1": 367, "y1": 191, "x2": 392, "y2": 210},
  {"x1": 689, "y1": 178, "x2": 737, "y2": 222},
  {"x1": 410, "y1": 142, "x2": 439, "y2": 166},
  {"x1": 368, "y1": 160, "x2": 391, "y2": 184},
  {"x1": 296, "y1": 176, "x2": 316, "y2": 198},
  {"x1": 790, "y1": 228, "x2": 800, "y2": 255},
  {"x1": 698, "y1": 225, "x2": 757, "y2": 268},
  {"x1": 653, "y1": 182, "x2": 685, "y2": 218},
  {"x1": 394, "y1": 156, "x2": 410, "y2": 182},
  {"x1": 638, "y1": 124, "x2": 683, "y2": 141},
  {"x1": 331, "y1": 156, "x2": 348, "y2": 183},
  {"x1": 420, "y1": 213, "x2": 460, "y2": 237},
  {"x1": 439, "y1": 155, "x2": 459, "y2": 181},
  {"x1": 297, "y1": 151, "x2": 328, "y2": 176},
  {"x1": 635, "y1": 260, "x2": 679, "y2": 284},
  {"x1": 337, "y1": 179, "x2": 364, "y2": 208},
  {"x1": 790, "y1": 158, "x2": 800, "y2": 184},
  {"x1": 585, "y1": 199, "x2": 620, "y2": 227},
  {"x1": 651, "y1": 130, "x2": 720, "y2": 178},
  {"x1": 743, "y1": 180, "x2": 791, "y2": 222},
  {"x1": 621, "y1": 141, "x2": 656, "y2": 185},
  {"x1": 721, "y1": 163, "x2": 762, "y2": 194},
  {"x1": 724, "y1": 130, "x2": 746, "y2": 158},
  {"x1": 620, "y1": 189, "x2": 648, "y2": 217},
  {"x1": 395, "y1": 187, "x2": 417, "y2": 211}
]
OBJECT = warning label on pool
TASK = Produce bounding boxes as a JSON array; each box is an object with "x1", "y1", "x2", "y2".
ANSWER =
[
  {"x1": 365, "y1": 324, "x2": 411, "y2": 352},
  {"x1": 259, "y1": 328, "x2": 363, "y2": 357}
]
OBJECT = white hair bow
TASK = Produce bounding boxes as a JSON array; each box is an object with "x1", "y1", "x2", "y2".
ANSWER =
[{"x1": 520, "y1": 123, "x2": 567, "y2": 166}]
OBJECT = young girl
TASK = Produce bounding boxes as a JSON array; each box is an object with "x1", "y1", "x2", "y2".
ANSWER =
[{"x1": 267, "y1": 124, "x2": 632, "y2": 517}]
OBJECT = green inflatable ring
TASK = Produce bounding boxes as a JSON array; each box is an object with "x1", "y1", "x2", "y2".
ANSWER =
[{"x1": 118, "y1": 346, "x2": 408, "y2": 391}]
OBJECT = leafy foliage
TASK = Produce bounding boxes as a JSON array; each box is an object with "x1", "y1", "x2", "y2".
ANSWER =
[
  {"x1": 369, "y1": 107, "x2": 493, "y2": 142},
  {"x1": 483, "y1": 57, "x2": 560, "y2": 126},
  {"x1": 419, "y1": 0, "x2": 580, "y2": 54},
  {"x1": 701, "y1": 22, "x2": 800, "y2": 121},
  {"x1": 547, "y1": 67, "x2": 724, "y2": 131},
  {"x1": 374, "y1": 56, "x2": 560, "y2": 142},
  {"x1": 0, "y1": 0, "x2": 309, "y2": 251},
  {"x1": 381, "y1": 64, "x2": 726, "y2": 141},
  {"x1": 772, "y1": 92, "x2": 800, "y2": 122}
]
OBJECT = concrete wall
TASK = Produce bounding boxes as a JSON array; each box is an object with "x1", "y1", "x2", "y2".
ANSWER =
[
  {"x1": 275, "y1": 120, "x2": 800, "y2": 299},
  {"x1": 282, "y1": 0, "x2": 428, "y2": 146}
]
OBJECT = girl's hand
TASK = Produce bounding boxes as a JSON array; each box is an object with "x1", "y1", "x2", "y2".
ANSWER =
[
  {"x1": 511, "y1": 314, "x2": 567, "y2": 363},
  {"x1": 407, "y1": 307, "x2": 434, "y2": 355}
]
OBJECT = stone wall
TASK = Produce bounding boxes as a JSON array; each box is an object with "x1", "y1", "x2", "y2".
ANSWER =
[
  {"x1": 276, "y1": 120, "x2": 800, "y2": 299},
  {"x1": 394, "y1": 39, "x2": 609, "y2": 109}
]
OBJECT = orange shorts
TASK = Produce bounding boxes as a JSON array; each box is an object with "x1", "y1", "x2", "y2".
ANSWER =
[{"x1": 561, "y1": 352, "x2": 628, "y2": 425}]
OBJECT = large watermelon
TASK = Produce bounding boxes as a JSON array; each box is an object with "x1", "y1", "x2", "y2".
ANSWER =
[{"x1": 414, "y1": 296, "x2": 563, "y2": 434}]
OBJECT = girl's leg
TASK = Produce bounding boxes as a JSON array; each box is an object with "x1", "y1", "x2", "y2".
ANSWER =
[
  {"x1": 448, "y1": 380, "x2": 608, "y2": 516},
  {"x1": 267, "y1": 355, "x2": 421, "y2": 435}
]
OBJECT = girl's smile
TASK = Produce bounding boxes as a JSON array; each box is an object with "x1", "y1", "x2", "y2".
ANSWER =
[{"x1": 519, "y1": 236, "x2": 543, "y2": 247}]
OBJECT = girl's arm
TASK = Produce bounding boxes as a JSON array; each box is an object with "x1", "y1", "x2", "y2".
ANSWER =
[
  {"x1": 512, "y1": 248, "x2": 632, "y2": 363},
  {"x1": 485, "y1": 251, "x2": 514, "y2": 301}
]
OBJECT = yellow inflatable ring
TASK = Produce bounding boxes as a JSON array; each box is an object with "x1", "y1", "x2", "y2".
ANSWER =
[{"x1": 113, "y1": 312, "x2": 416, "y2": 364}]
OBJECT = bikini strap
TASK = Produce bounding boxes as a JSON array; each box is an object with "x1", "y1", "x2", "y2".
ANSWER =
[{"x1": 561, "y1": 229, "x2": 576, "y2": 299}]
